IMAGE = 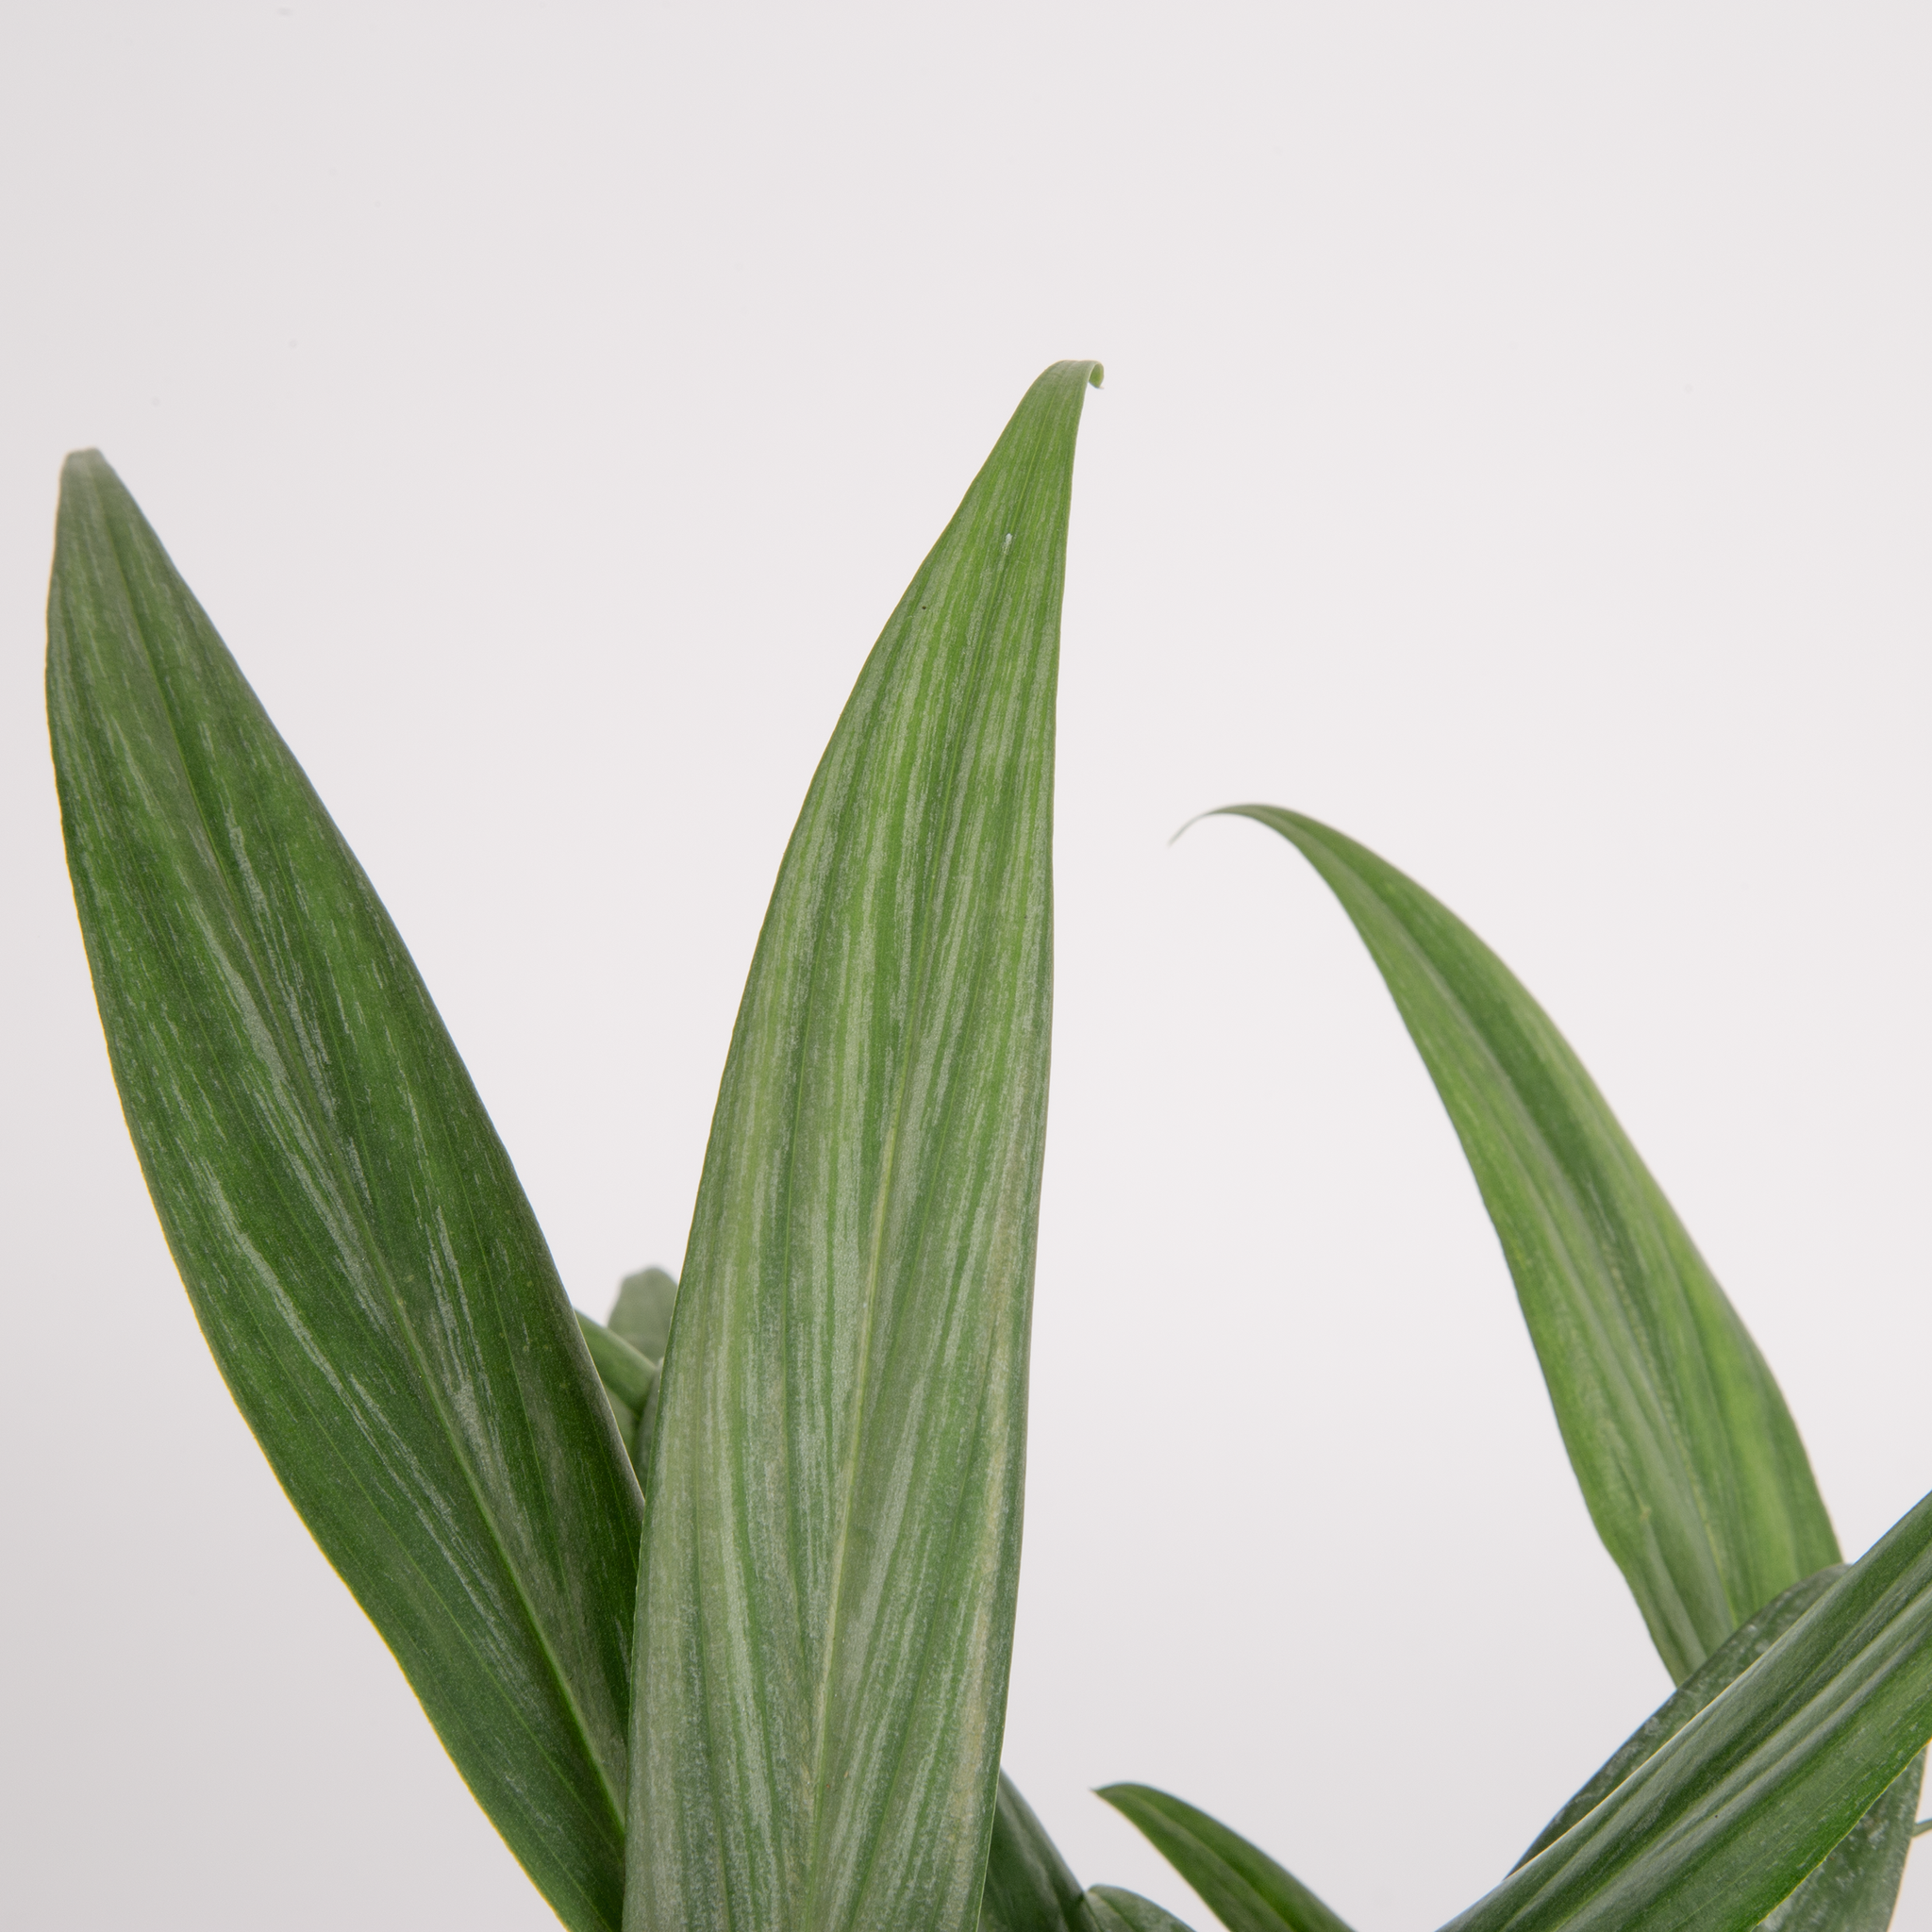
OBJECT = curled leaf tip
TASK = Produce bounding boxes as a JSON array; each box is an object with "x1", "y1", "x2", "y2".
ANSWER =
[
  {"x1": 1170, "y1": 803, "x2": 1261, "y2": 847},
  {"x1": 1089, "y1": 362, "x2": 1106, "y2": 388}
]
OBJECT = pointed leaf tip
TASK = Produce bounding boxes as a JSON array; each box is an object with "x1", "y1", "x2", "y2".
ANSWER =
[
  {"x1": 626, "y1": 361, "x2": 1094, "y2": 1932},
  {"x1": 47, "y1": 458, "x2": 644, "y2": 1930}
]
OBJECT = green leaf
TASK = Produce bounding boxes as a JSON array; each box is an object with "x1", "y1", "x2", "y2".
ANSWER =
[
  {"x1": 577, "y1": 1307, "x2": 661, "y2": 1414},
  {"x1": 1516, "y1": 1566, "x2": 1922, "y2": 1929},
  {"x1": 1441, "y1": 1483, "x2": 1932, "y2": 1932},
  {"x1": 1757, "y1": 1754, "x2": 1923, "y2": 1932},
  {"x1": 576, "y1": 1308, "x2": 657, "y2": 1478},
  {"x1": 609, "y1": 1264, "x2": 678, "y2": 1362},
  {"x1": 1516, "y1": 1566, "x2": 1845, "y2": 1869},
  {"x1": 974, "y1": 1772, "x2": 1204, "y2": 1932},
  {"x1": 47, "y1": 451, "x2": 643, "y2": 1932},
  {"x1": 1220, "y1": 808, "x2": 1839, "y2": 1682},
  {"x1": 1096, "y1": 1785, "x2": 1355, "y2": 1932},
  {"x1": 1087, "y1": 1887, "x2": 1201, "y2": 1932},
  {"x1": 979, "y1": 1773, "x2": 1090, "y2": 1932},
  {"x1": 625, "y1": 360, "x2": 1103, "y2": 1932},
  {"x1": 605, "y1": 1267, "x2": 678, "y2": 1483}
]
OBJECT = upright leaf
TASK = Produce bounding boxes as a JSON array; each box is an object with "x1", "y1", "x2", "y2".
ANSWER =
[
  {"x1": 47, "y1": 454, "x2": 643, "y2": 1932},
  {"x1": 625, "y1": 361, "x2": 1103, "y2": 1932},
  {"x1": 1221, "y1": 808, "x2": 1838, "y2": 1681},
  {"x1": 609, "y1": 1264, "x2": 678, "y2": 1362},
  {"x1": 1441, "y1": 1483, "x2": 1932, "y2": 1932},
  {"x1": 1097, "y1": 1786, "x2": 1355, "y2": 1932}
]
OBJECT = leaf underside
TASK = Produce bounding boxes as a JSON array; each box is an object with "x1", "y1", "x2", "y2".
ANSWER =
[
  {"x1": 1223, "y1": 807, "x2": 1839, "y2": 1685},
  {"x1": 47, "y1": 453, "x2": 643, "y2": 1931},
  {"x1": 625, "y1": 361, "x2": 1102, "y2": 1932}
]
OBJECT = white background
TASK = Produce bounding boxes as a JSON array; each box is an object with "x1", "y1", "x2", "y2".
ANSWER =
[{"x1": 2, "y1": 5, "x2": 1928, "y2": 1927}]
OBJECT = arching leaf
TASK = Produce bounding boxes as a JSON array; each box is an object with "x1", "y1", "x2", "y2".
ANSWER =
[
  {"x1": 1222, "y1": 808, "x2": 1838, "y2": 1682},
  {"x1": 1096, "y1": 1785, "x2": 1354, "y2": 1932}
]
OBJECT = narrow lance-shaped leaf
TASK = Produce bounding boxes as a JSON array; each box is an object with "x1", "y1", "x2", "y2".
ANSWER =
[
  {"x1": 1220, "y1": 808, "x2": 1838, "y2": 1682},
  {"x1": 626, "y1": 361, "x2": 1103, "y2": 1932},
  {"x1": 1096, "y1": 1785, "x2": 1355, "y2": 1932},
  {"x1": 46, "y1": 454, "x2": 643, "y2": 1932},
  {"x1": 1440, "y1": 1480, "x2": 1932, "y2": 1932},
  {"x1": 1515, "y1": 1565, "x2": 1923, "y2": 1930}
]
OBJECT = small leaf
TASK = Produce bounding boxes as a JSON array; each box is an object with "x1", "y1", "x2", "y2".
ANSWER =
[
  {"x1": 1441, "y1": 1483, "x2": 1932, "y2": 1932},
  {"x1": 979, "y1": 1773, "x2": 1089, "y2": 1932},
  {"x1": 46, "y1": 453, "x2": 642, "y2": 1931},
  {"x1": 607, "y1": 1268, "x2": 679, "y2": 1481},
  {"x1": 1096, "y1": 1786, "x2": 1355, "y2": 1932},
  {"x1": 577, "y1": 1308, "x2": 661, "y2": 1413},
  {"x1": 1220, "y1": 808, "x2": 1839, "y2": 1681},
  {"x1": 1087, "y1": 1887, "x2": 1201, "y2": 1932},
  {"x1": 974, "y1": 1773, "x2": 1202, "y2": 1932},
  {"x1": 626, "y1": 361, "x2": 1103, "y2": 1932},
  {"x1": 609, "y1": 1264, "x2": 678, "y2": 1361},
  {"x1": 576, "y1": 1309, "x2": 656, "y2": 1477}
]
